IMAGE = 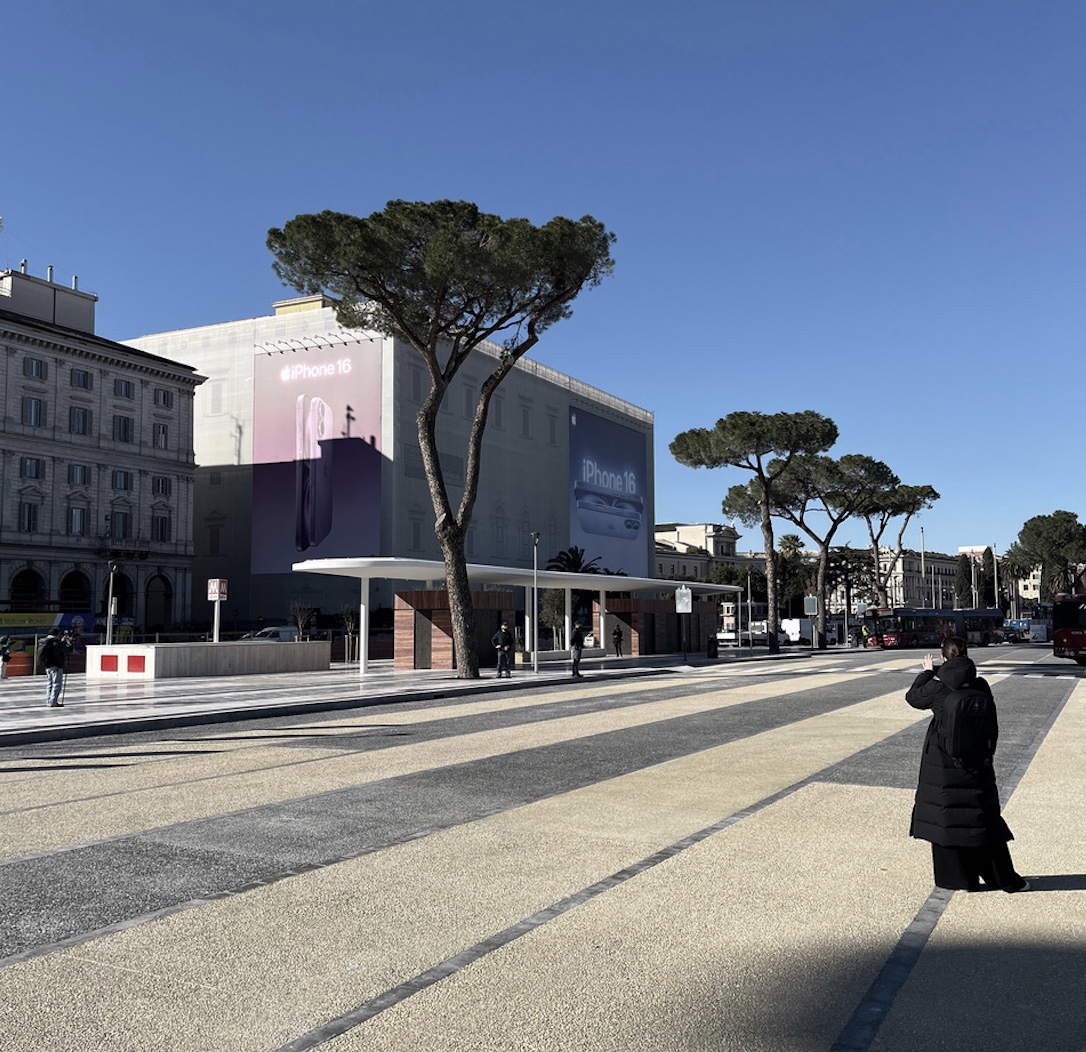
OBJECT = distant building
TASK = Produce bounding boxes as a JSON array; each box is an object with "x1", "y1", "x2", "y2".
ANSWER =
[{"x1": 1, "y1": 266, "x2": 204, "y2": 633}]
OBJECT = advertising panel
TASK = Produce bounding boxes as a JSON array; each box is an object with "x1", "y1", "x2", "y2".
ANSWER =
[
  {"x1": 568, "y1": 408, "x2": 648, "y2": 577},
  {"x1": 251, "y1": 339, "x2": 382, "y2": 573}
]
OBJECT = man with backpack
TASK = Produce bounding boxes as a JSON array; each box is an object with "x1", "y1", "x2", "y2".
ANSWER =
[
  {"x1": 906, "y1": 635, "x2": 1028, "y2": 893},
  {"x1": 37, "y1": 627, "x2": 71, "y2": 708}
]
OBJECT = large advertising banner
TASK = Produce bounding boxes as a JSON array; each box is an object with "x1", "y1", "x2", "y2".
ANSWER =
[
  {"x1": 568, "y1": 408, "x2": 648, "y2": 577},
  {"x1": 251, "y1": 339, "x2": 382, "y2": 573}
]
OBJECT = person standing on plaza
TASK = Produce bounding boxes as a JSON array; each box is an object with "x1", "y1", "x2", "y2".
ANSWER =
[
  {"x1": 38, "y1": 627, "x2": 71, "y2": 708},
  {"x1": 570, "y1": 621, "x2": 586, "y2": 678},
  {"x1": 611, "y1": 623, "x2": 624, "y2": 658},
  {"x1": 492, "y1": 621, "x2": 514, "y2": 678},
  {"x1": 906, "y1": 635, "x2": 1029, "y2": 893},
  {"x1": 0, "y1": 635, "x2": 11, "y2": 680}
]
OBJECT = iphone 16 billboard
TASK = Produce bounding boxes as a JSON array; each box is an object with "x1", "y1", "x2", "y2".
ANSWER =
[{"x1": 251, "y1": 340, "x2": 382, "y2": 572}]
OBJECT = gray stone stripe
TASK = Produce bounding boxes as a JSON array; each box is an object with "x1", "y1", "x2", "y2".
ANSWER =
[
  {"x1": 0, "y1": 681, "x2": 739, "y2": 817},
  {"x1": 0, "y1": 683, "x2": 898, "y2": 965},
  {"x1": 275, "y1": 797, "x2": 797, "y2": 1051},
  {"x1": 0, "y1": 679, "x2": 883, "y2": 867},
  {"x1": 829, "y1": 683, "x2": 1075, "y2": 1052},
  {"x1": 0, "y1": 860, "x2": 331, "y2": 969},
  {"x1": 272, "y1": 728, "x2": 923, "y2": 1052}
]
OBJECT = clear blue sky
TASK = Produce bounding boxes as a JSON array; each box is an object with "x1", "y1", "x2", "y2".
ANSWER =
[{"x1": 5, "y1": 1, "x2": 1083, "y2": 559}]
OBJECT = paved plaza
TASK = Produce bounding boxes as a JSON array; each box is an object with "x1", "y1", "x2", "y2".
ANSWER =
[{"x1": 0, "y1": 645, "x2": 1083, "y2": 1051}]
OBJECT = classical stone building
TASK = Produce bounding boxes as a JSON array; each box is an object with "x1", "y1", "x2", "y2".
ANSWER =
[{"x1": 1, "y1": 266, "x2": 203, "y2": 635}]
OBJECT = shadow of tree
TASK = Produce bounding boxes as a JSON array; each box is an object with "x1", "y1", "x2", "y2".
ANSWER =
[{"x1": 654, "y1": 902, "x2": 1086, "y2": 1052}]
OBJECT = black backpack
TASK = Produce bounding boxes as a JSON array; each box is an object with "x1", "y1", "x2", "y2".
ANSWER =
[{"x1": 939, "y1": 687, "x2": 998, "y2": 764}]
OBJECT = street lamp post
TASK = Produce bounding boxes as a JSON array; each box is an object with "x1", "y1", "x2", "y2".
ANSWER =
[
  {"x1": 105, "y1": 562, "x2": 118, "y2": 645},
  {"x1": 531, "y1": 532, "x2": 540, "y2": 675}
]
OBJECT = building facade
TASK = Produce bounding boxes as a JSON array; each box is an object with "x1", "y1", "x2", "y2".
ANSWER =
[
  {"x1": 128, "y1": 295, "x2": 655, "y2": 627},
  {"x1": 654, "y1": 522, "x2": 750, "y2": 581},
  {"x1": 1, "y1": 267, "x2": 204, "y2": 635}
]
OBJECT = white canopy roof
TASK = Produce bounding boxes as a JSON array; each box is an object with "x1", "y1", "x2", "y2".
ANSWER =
[{"x1": 293, "y1": 556, "x2": 742, "y2": 596}]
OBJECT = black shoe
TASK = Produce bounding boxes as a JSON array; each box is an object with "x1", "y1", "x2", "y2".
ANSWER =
[{"x1": 1004, "y1": 879, "x2": 1031, "y2": 893}]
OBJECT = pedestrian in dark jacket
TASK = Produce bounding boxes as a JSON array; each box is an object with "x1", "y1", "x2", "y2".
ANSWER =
[
  {"x1": 492, "y1": 622, "x2": 514, "y2": 678},
  {"x1": 570, "y1": 622, "x2": 586, "y2": 678},
  {"x1": 906, "y1": 635, "x2": 1028, "y2": 893},
  {"x1": 38, "y1": 627, "x2": 71, "y2": 708}
]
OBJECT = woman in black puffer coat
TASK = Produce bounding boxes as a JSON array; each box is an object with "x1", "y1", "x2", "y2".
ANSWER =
[{"x1": 906, "y1": 635, "x2": 1029, "y2": 893}]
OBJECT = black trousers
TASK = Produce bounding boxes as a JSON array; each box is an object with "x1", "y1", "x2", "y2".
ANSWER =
[{"x1": 931, "y1": 842, "x2": 1026, "y2": 892}]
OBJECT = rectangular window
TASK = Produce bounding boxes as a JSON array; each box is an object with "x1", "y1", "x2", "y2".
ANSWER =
[
  {"x1": 152, "y1": 514, "x2": 173, "y2": 542},
  {"x1": 22, "y1": 397, "x2": 45, "y2": 427},
  {"x1": 69, "y1": 463, "x2": 89, "y2": 485},
  {"x1": 207, "y1": 525, "x2": 223, "y2": 556},
  {"x1": 152, "y1": 475, "x2": 172, "y2": 496},
  {"x1": 493, "y1": 396, "x2": 504, "y2": 429},
  {"x1": 153, "y1": 388, "x2": 174, "y2": 408},
  {"x1": 67, "y1": 506, "x2": 89, "y2": 536},
  {"x1": 112, "y1": 470, "x2": 132, "y2": 490},
  {"x1": 23, "y1": 357, "x2": 47, "y2": 380},
  {"x1": 113, "y1": 415, "x2": 134, "y2": 442},
  {"x1": 71, "y1": 368, "x2": 93, "y2": 390},
  {"x1": 19, "y1": 502, "x2": 39, "y2": 532},
  {"x1": 109, "y1": 510, "x2": 131, "y2": 539},
  {"x1": 20, "y1": 457, "x2": 43, "y2": 479},
  {"x1": 69, "y1": 405, "x2": 93, "y2": 435},
  {"x1": 521, "y1": 405, "x2": 531, "y2": 439},
  {"x1": 114, "y1": 378, "x2": 134, "y2": 398},
  {"x1": 153, "y1": 422, "x2": 169, "y2": 449}
]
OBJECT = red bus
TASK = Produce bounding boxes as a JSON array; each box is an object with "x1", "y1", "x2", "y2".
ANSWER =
[
  {"x1": 862, "y1": 607, "x2": 1005, "y2": 649},
  {"x1": 1053, "y1": 594, "x2": 1086, "y2": 665}
]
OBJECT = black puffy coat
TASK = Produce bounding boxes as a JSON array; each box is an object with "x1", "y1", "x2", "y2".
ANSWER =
[{"x1": 906, "y1": 655, "x2": 1012, "y2": 848}]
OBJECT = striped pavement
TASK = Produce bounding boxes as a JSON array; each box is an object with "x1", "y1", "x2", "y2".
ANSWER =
[{"x1": 0, "y1": 645, "x2": 1082, "y2": 1051}]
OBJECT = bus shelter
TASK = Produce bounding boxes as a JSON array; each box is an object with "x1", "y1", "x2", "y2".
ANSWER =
[{"x1": 292, "y1": 556, "x2": 742, "y2": 674}]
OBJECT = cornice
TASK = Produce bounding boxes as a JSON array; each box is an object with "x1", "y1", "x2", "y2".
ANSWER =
[{"x1": 0, "y1": 315, "x2": 204, "y2": 387}]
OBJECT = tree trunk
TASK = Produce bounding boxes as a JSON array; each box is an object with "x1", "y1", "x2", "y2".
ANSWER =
[
  {"x1": 815, "y1": 546, "x2": 829, "y2": 649},
  {"x1": 418, "y1": 396, "x2": 480, "y2": 679},
  {"x1": 437, "y1": 525, "x2": 478, "y2": 678}
]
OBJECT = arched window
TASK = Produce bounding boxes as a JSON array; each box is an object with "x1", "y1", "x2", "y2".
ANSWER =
[
  {"x1": 10, "y1": 568, "x2": 46, "y2": 610},
  {"x1": 59, "y1": 571, "x2": 92, "y2": 612},
  {"x1": 145, "y1": 574, "x2": 173, "y2": 631}
]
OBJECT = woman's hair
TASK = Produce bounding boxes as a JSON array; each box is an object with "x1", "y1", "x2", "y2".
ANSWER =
[{"x1": 941, "y1": 635, "x2": 967, "y2": 659}]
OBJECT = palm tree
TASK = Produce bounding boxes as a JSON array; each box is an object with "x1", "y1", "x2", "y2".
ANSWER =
[
  {"x1": 546, "y1": 545, "x2": 602, "y2": 626},
  {"x1": 545, "y1": 546, "x2": 601, "y2": 574}
]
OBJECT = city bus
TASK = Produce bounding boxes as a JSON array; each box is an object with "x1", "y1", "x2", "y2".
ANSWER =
[
  {"x1": 861, "y1": 607, "x2": 1005, "y2": 649},
  {"x1": 1052, "y1": 594, "x2": 1086, "y2": 665}
]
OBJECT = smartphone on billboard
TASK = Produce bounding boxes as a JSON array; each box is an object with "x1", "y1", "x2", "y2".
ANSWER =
[
  {"x1": 573, "y1": 481, "x2": 643, "y2": 539},
  {"x1": 295, "y1": 395, "x2": 333, "y2": 550}
]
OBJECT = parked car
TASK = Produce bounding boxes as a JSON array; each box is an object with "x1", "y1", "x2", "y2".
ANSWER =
[{"x1": 239, "y1": 626, "x2": 300, "y2": 642}]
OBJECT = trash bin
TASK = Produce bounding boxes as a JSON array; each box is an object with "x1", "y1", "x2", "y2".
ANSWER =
[{"x1": 707, "y1": 635, "x2": 719, "y2": 659}]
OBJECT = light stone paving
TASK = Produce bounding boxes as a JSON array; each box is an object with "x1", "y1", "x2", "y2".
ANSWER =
[
  {"x1": 0, "y1": 690, "x2": 917, "y2": 1051},
  {"x1": 340, "y1": 784, "x2": 926, "y2": 1052},
  {"x1": 1, "y1": 647, "x2": 1075, "y2": 1051},
  {"x1": 0, "y1": 673, "x2": 862, "y2": 861}
]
